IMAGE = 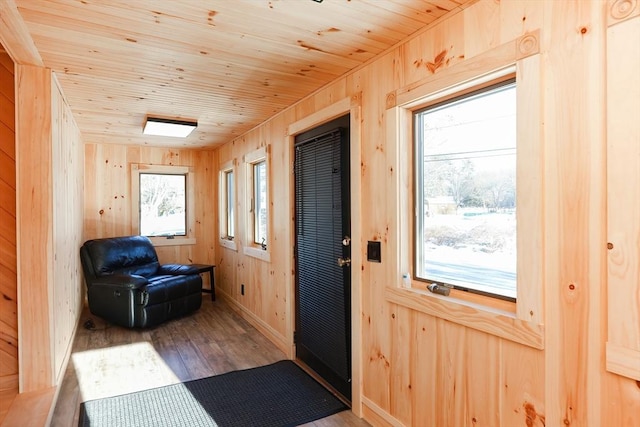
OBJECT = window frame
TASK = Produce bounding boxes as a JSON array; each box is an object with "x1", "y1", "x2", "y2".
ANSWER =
[
  {"x1": 219, "y1": 159, "x2": 237, "y2": 251},
  {"x1": 131, "y1": 163, "x2": 196, "y2": 247},
  {"x1": 384, "y1": 36, "x2": 544, "y2": 349},
  {"x1": 412, "y1": 78, "x2": 518, "y2": 302},
  {"x1": 252, "y1": 160, "x2": 267, "y2": 246},
  {"x1": 243, "y1": 146, "x2": 271, "y2": 262}
]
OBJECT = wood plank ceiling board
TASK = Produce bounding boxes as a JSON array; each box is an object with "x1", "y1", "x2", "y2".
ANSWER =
[{"x1": 14, "y1": 0, "x2": 472, "y2": 148}]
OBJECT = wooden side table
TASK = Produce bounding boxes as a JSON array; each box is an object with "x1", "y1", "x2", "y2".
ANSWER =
[{"x1": 190, "y1": 264, "x2": 215, "y2": 301}]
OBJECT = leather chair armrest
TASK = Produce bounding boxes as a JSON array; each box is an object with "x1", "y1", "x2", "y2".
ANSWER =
[
  {"x1": 157, "y1": 264, "x2": 198, "y2": 275},
  {"x1": 90, "y1": 274, "x2": 148, "y2": 290}
]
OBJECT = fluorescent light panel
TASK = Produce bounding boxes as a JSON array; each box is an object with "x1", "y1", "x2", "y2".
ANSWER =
[{"x1": 143, "y1": 117, "x2": 197, "y2": 138}]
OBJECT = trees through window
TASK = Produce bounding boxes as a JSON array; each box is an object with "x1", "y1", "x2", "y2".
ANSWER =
[
  {"x1": 139, "y1": 173, "x2": 186, "y2": 237},
  {"x1": 414, "y1": 80, "x2": 517, "y2": 300},
  {"x1": 131, "y1": 164, "x2": 194, "y2": 246}
]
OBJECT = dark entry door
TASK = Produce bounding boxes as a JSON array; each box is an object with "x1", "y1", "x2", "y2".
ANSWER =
[{"x1": 294, "y1": 114, "x2": 351, "y2": 401}]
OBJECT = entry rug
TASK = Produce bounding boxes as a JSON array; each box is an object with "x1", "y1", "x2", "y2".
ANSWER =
[{"x1": 78, "y1": 360, "x2": 347, "y2": 427}]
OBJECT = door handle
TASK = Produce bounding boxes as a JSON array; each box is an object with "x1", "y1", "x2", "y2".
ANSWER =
[{"x1": 337, "y1": 257, "x2": 351, "y2": 267}]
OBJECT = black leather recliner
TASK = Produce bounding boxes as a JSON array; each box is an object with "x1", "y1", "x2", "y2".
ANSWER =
[{"x1": 80, "y1": 235, "x2": 202, "y2": 328}]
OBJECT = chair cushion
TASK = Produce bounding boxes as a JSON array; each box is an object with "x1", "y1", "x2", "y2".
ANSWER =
[
  {"x1": 83, "y1": 236, "x2": 159, "y2": 277},
  {"x1": 145, "y1": 274, "x2": 202, "y2": 305}
]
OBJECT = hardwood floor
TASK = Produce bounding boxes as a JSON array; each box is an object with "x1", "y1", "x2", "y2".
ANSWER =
[{"x1": 51, "y1": 297, "x2": 370, "y2": 426}]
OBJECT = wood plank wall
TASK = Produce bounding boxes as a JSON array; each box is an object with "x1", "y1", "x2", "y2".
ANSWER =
[
  {"x1": 16, "y1": 64, "x2": 55, "y2": 392},
  {"x1": 605, "y1": 6, "x2": 640, "y2": 426},
  {"x1": 214, "y1": 123, "x2": 290, "y2": 350},
  {"x1": 83, "y1": 144, "x2": 216, "y2": 267},
  {"x1": 211, "y1": 1, "x2": 640, "y2": 426},
  {"x1": 0, "y1": 47, "x2": 18, "y2": 409},
  {"x1": 51, "y1": 74, "x2": 84, "y2": 385},
  {"x1": 15, "y1": 66, "x2": 85, "y2": 394}
]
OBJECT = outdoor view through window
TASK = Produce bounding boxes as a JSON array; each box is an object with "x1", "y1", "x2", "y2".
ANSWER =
[
  {"x1": 225, "y1": 170, "x2": 235, "y2": 238},
  {"x1": 253, "y1": 161, "x2": 267, "y2": 247},
  {"x1": 414, "y1": 80, "x2": 516, "y2": 300},
  {"x1": 139, "y1": 173, "x2": 186, "y2": 237}
]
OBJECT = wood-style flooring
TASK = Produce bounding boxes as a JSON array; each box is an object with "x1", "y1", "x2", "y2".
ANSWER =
[{"x1": 51, "y1": 297, "x2": 369, "y2": 427}]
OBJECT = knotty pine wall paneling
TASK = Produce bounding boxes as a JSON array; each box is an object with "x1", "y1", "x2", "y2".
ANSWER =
[
  {"x1": 541, "y1": 2, "x2": 607, "y2": 425},
  {"x1": 16, "y1": 64, "x2": 54, "y2": 393},
  {"x1": 83, "y1": 144, "x2": 216, "y2": 267},
  {"x1": 362, "y1": 50, "x2": 399, "y2": 418},
  {"x1": 606, "y1": 5, "x2": 640, "y2": 379},
  {"x1": 212, "y1": 117, "x2": 297, "y2": 351},
  {"x1": 51, "y1": 73, "x2": 84, "y2": 385},
  {"x1": 0, "y1": 47, "x2": 17, "y2": 409},
  {"x1": 214, "y1": 0, "x2": 640, "y2": 426},
  {"x1": 605, "y1": 4, "x2": 640, "y2": 426},
  {"x1": 192, "y1": 150, "x2": 217, "y2": 267},
  {"x1": 16, "y1": 65, "x2": 85, "y2": 395},
  {"x1": 213, "y1": 143, "x2": 238, "y2": 302}
]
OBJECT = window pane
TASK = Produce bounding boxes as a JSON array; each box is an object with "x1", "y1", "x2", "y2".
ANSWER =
[
  {"x1": 226, "y1": 170, "x2": 234, "y2": 238},
  {"x1": 139, "y1": 173, "x2": 186, "y2": 237},
  {"x1": 415, "y1": 82, "x2": 516, "y2": 299},
  {"x1": 253, "y1": 161, "x2": 267, "y2": 246}
]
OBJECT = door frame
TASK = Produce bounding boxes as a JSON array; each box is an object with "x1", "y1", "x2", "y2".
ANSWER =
[{"x1": 284, "y1": 94, "x2": 362, "y2": 416}]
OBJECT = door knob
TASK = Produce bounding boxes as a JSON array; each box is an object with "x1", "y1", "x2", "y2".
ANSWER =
[{"x1": 337, "y1": 257, "x2": 351, "y2": 267}]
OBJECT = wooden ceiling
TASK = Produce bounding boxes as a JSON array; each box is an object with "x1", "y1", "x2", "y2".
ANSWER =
[{"x1": 13, "y1": 0, "x2": 472, "y2": 148}]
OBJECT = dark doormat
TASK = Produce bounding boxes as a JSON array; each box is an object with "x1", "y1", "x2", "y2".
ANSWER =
[{"x1": 78, "y1": 360, "x2": 347, "y2": 427}]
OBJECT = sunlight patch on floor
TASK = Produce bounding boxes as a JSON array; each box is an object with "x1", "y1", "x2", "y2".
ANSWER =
[{"x1": 72, "y1": 341, "x2": 181, "y2": 402}]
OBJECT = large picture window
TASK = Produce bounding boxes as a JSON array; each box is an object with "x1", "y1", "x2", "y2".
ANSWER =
[{"x1": 414, "y1": 79, "x2": 517, "y2": 300}]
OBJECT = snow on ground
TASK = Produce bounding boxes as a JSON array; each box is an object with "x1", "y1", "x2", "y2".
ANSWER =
[{"x1": 420, "y1": 210, "x2": 517, "y2": 297}]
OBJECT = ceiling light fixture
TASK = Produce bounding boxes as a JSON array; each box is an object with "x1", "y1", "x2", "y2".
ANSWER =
[{"x1": 143, "y1": 117, "x2": 197, "y2": 138}]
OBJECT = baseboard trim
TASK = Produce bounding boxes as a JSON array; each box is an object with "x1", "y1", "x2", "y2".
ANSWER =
[
  {"x1": 362, "y1": 396, "x2": 405, "y2": 427},
  {"x1": 218, "y1": 291, "x2": 289, "y2": 355},
  {"x1": 45, "y1": 309, "x2": 82, "y2": 425}
]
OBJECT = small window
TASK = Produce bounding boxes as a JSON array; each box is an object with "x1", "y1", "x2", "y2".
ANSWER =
[
  {"x1": 244, "y1": 146, "x2": 270, "y2": 261},
  {"x1": 139, "y1": 173, "x2": 186, "y2": 236},
  {"x1": 253, "y1": 160, "x2": 267, "y2": 247},
  {"x1": 131, "y1": 164, "x2": 195, "y2": 246},
  {"x1": 225, "y1": 170, "x2": 235, "y2": 238},
  {"x1": 414, "y1": 79, "x2": 516, "y2": 300},
  {"x1": 222, "y1": 168, "x2": 235, "y2": 239},
  {"x1": 219, "y1": 160, "x2": 237, "y2": 250}
]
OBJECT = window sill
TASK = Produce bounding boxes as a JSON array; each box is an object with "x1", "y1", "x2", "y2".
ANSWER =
[
  {"x1": 385, "y1": 286, "x2": 543, "y2": 349},
  {"x1": 606, "y1": 342, "x2": 640, "y2": 381},
  {"x1": 243, "y1": 246, "x2": 271, "y2": 262},
  {"x1": 150, "y1": 237, "x2": 196, "y2": 247},
  {"x1": 219, "y1": 238, "x2": 237, "y2": 251}
]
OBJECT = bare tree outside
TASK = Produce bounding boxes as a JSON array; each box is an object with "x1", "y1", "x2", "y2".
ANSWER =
[
  {"x1": 476, "y1": 169, "x2": 515, "y2": 211},
  {"x1": 415, "y1": 81, "x2": 517, "y2": 299},
  {"x1": 139, "y1": 173, "x2": 186, "y2": 236}
]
